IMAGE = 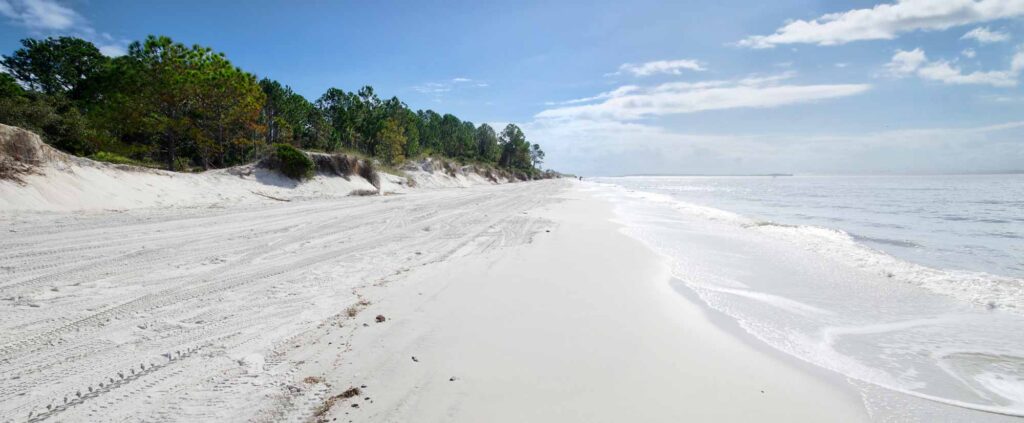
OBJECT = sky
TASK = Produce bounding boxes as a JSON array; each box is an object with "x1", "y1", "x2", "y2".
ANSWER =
[{"x1": 1, "y1": 0, "x2": 1023, "y2": 175}]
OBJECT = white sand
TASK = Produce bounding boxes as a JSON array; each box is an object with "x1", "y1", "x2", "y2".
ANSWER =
[
  {"x1": 294, "y1": 185, "x2": 870, "y2": 422},
  {"x1": 0, "y1": 172, "x2": 869, "y2": 421},
  {"x1": 0, "y1": 123, "x2": 503, "y2": 212}
]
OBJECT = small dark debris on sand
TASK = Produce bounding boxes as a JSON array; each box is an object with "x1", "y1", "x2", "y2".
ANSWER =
[
  {"x1": 250, "y1": 190, "x2": 291, "y2": 202},
  {"x1": 313, "y1": 387, "x2": 362, "y2": 422},
  {"x1": 348, "y1": 189, "x2": 379, "y2": 197},
  {"x1": 449, "y1": 376, "x2": 457, "y2": 382},
  {"x1": 313, "y1": 387, "x2": 362, "y2": 419},
  {"x1": 375, "y1": 314, "x2": 386, "y2": 323},
  {"x1": 411, "y1": 356, "x2": 419, "y2": 362}
]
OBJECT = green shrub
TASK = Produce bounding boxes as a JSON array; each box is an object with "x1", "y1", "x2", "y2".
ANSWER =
[
  {"x1": 272, "y1": 143, "x2": 314, "y2": 180},
  {"x1": 91, "y1": 151, "x2": 138, "y2": 165},
  {"x1": 90, "y1": 151, "x2": 163, "y2": 169},
  {"x1": 173, "y1": 157, "x2": 192, "y2": 172}
]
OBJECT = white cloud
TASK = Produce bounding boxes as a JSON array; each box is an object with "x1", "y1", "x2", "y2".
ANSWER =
[
  {"x1": 97, "y1": 43, "x2": 126, "y2": 57},
  {"x1": 962, "y1": 48, "x2": 976, "y2": 58},
  {"x1": 0, "y1": 0, "x2": 128, "y2": 57},
  {"x1": 918, "y1": 61, "x2": 1018, "y2": 86},
  {"x1": 413, "y1": 77, "x2": 488, "y2": 98},
  {"x1": 0, "y1": 0, "x2": 80, "y2": 31},
  {"x1": 548, "y1": 86, "x2": 641, "y2": 106},
  {"x1": 536, "y1": 73, "x2": 869, "y2": 121},
  {"x1": 1013, "y1": 48, "x2": 1024, "y2": 71},
  {"x1": 612, "y1": 59, "x2": 707, "y2": 76},
  {"x1": 885, "y1": 47, "x2": 1024, "y2": 87},
  {"x1": 738, "y1": 0, "x2": 1024, "y2": 48},
  {"x1": 884, "y1": 48, "x2": 929, "y2": 76},
  {"x1": 736, "y1": 71, "x2": 799, "y2": 86},
  {"x1": 413, "y1": 82, "x2": 451, "y2": 94},
  {"x1": 961, "y1": 26, "x2": 1011, "y2": 44}
]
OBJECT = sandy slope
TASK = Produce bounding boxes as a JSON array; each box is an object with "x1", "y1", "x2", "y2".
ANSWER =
[
  {"x1": 0, "y1": 181, "x2": 562, "y2": 422},
  {"x1": 0, "y1": 124, "x2": 505, "y2": 212}
]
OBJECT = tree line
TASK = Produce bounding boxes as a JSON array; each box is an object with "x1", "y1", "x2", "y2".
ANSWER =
[{"x1": 0, "y1": 35, "x2": 545, "y2": 174}]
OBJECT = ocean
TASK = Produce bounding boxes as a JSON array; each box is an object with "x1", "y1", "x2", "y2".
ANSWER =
[{"x1": 590, "y1": 175, "x2": 1024, "y2": 421}]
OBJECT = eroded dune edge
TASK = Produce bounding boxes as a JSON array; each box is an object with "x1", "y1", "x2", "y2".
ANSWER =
[{"x1": 0, "y1": 123, "x2": 525, "y2": 213}]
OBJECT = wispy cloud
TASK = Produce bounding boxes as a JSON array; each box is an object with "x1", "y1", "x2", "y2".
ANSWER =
[
  {"x1": 884, "y1": 47, "x2": 1024, "y2": 87},
  {"x1": 0, "y1": 0, "x2": 128, "y2": 56},
  {"x1": 980, "y1": 94, "x2": 1024, "y2": 102},
  {"x1": 545, "y1": 86, "x2": 641, "y2": 106},
  {"x1": 738, "y1": 0, "x2": 1024, "y2": 48},
  {"x1": 610, "y1": 59, "x2": 706, "y2": 76},
  {"x1": 961, "y1": 26, "x2": 1011, "y2": 44},
  {"x1": 0, "y1": 0, "x2": 80, "y2": 31},
  {"x1": 413, "y1": 82, "x2": 452, "y2": 94},
  {"x1": 413, "y1": 77, "x2": 488, "y2": 100},
  {"x1": 536, "y1": 72, "x2": 869, "y2": 121}
]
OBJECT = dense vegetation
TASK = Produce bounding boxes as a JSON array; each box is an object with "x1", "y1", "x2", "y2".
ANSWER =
[
  {"x1": 270, "y1": 143, "x2": 315, "y2": 180},
  {"x1": 0, "y1": 35, "x2": 546, "y2": 176}
]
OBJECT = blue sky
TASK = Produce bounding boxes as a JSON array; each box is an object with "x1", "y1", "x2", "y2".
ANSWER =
[{"x1": 2, "y1": 0, "x2": 1023, "y2": 175}]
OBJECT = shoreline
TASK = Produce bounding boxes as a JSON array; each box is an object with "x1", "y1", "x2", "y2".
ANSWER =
[
  {"x1": 0, "y1": 180, "x2": 873, "y2": 422},
  {"x1": 588, "y1": 177, "x2": 1024, "y2": 421},
  {"x1": 667, "y1": 277, "x2": 869, "y2": 406},
  {"x1": 315, "y1": 182, "x2": 869, "y2": 421}
]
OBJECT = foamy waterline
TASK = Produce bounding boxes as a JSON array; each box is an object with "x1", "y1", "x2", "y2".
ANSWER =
[
  {"x1": 584, "y1": 180, "x2": 1024, "y2": 419},
  {"x1": 603, "y1": 183, "x2": 1023, "y2": 314}
]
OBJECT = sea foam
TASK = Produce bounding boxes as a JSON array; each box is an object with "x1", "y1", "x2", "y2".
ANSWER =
[{"x1": 589, "y1": 177, "x2": 1024, "y2": 420}]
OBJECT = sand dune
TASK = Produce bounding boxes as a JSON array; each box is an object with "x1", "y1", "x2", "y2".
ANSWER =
[{"x1": 0, "y1": 124, "x2": 504, "y2": 212}]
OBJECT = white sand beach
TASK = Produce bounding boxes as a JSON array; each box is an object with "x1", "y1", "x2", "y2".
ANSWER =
[
  {"x1": 309, "y1": 185, "x2": 870, "y2": 422},
  {"x1": 0, "y1": 171, "x2": 869, "y2": 421}
]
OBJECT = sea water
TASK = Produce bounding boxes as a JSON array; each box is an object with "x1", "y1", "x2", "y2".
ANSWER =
[{"x1": 589, "y1": 175, "x2": 1024, "y2": 421}]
